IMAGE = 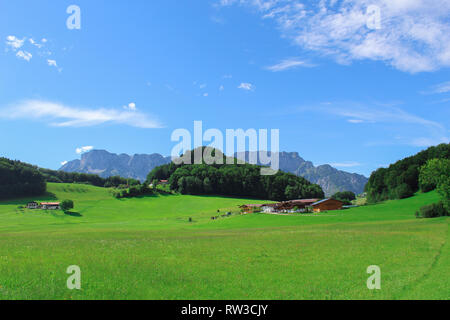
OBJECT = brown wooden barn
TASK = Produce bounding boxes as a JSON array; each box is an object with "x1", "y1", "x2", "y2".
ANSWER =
[
  {"x1": 311, "y1": 199, "x2": 343, "y2": 212},
  {"x1": 273, "y1": 199, "x2": 320, "y2": 212}
]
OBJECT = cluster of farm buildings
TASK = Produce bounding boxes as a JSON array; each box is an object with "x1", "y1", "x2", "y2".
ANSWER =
[
  {"x1": 240, "y1": 198, "x2": 344, "y2": 214},
  {"x1": 27, "y1": 202, "x2": 61, "y2": 210}
]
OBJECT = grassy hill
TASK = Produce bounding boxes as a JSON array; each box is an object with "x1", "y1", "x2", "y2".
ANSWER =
[{"x1": 0, "y1": 183, "x2": 448, "y2": 300}]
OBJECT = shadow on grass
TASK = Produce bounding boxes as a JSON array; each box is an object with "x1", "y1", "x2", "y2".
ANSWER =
[
  {"x1": 114, "y1": 191, "x2": 175, "y2": 201},
  {"x1": 64, "y1": 211, "x2": 83, "y2": 217}
]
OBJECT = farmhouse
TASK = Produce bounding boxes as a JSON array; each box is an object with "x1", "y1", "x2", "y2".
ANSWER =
[
  {"x1": 159, "y1": 180, "x2": 169, "y2": 185},
  {"x1": 311, "y1": 199, "x2": 343, "y2": 213},
  {"x1": 27, "y1": 202, "x2": 39, "y2": 209},
  {"x1": 41, "y1": 202, "x2": 61, "y2": 210},
  {"x1": 240, "y1": 204, "x2": 264, "y2": 213},
  {"x1": 241, "y1": 199, "x2": 321, "y2": 214},
  {"x1": 273, "y1": 199, "x2": 320, "y2": 213}
]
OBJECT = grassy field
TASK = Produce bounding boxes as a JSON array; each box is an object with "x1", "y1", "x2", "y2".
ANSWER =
[{"x1": 0, "y1": 183, "x2": 448, "y2": 300}]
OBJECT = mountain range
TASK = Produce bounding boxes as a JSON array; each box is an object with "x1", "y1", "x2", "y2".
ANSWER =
[
  {"x1": 60, "y1": 149, "x2": 368, "y2": 196},
  {"x1": 60, "y1": 150, "x2": 171, "y2": 183},
  {"x1": 235, "y1": 151, "x2": 368, "y2": 196}
]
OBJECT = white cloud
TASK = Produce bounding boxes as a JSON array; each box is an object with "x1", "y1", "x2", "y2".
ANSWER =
[
  {"x1": 219, "y1": 85, "x2": 225, "y2": 91},
  {"x1": 238, "y1": 82, "x2": 254, "y2": 91},
  {"x1": 47, "y1": 59, "x2": 57, "y2": 67},
  {"x1": 6, "y1": 35, "x2": 53, "y2": 65},
  {"x1": 6, "y1": 35, "x2": 25, "y2": 50},
  {"x1": 16, "y1": 50, "x2": 32, "y2": 62},
  {"x1": 330, "y1": 162, "x2": 362, "y2": 168},
  {"x1": 61, "y1": 161, "x2": 68, "y2": 166},
  {"x1": 220, "y1": 0, "x2": 450, "y2": 73},
  {"x1": 0, "y1": 100, "x2": 163, "y2": 128},
  {"x1": 76, "y1": 146, "x2": 94, "y2": 155},
  {"x1": 223, "y1": 74, "x2": 233, "y2": 79},
  {"x1": 123, "y1": 102, "x2": 137, "y2": 111},
  {"x1": 29, "y1": 38, "x2": 43, "y2": 48},
  {"x1": 203, "y1": 93, "x2": 209, "y2": 97},
  {"x1": 199, "y1": 83, "x2": 207, "y2": 89},
  {"x1": 266, "y1": 58, "x2": 315, "y2": 71}
]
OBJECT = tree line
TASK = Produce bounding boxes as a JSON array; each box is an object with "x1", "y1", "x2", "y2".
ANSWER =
[
  {"x1": 0, "y1": 158, "x2": 46, "y2": 199},
  {"x1": 0, "y1": 157, "x2": 140, "y2": 200},
  {"x1": 365, "y1": 143, "x2": 450, "y2": 203},
  {"x1": 39, "y1": 168, "x2": 140, "y2": 188}
]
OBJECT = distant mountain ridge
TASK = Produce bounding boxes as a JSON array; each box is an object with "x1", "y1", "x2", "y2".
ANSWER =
[
  {"x1": 236, "y1": 151, "x2": 368, "y2": 196},
  {"x1": 60, "y1": 150, "x2": 172, "y2": 182},
  {"x1": 60, "y1": 150, "x2": 368, "y2": 195}
]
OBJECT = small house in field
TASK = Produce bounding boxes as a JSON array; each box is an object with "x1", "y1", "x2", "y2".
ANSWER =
[
  {"x1": 241, "y1": 199, "x2": 321, "y2": 214},
  {"x1": 27, "y1": 202, "x2": 39, "y2": 209},
  {"x1": 239, "y1": 204, "x2": 264, "y2": 214},
  {"x1": 159, "y1": 180, "x2": 169, "y2": 185},
  {"x1": 311, "y1": 199, "x2": 343, "y2": 213},
  {"x1": 261, "y1": 203, "x2": 277, "y2": 213},
  {"x1": 41, "y1": 202, "x2": 61, "y2": 210}
]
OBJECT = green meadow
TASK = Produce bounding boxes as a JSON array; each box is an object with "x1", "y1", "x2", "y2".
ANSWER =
[{"x1": 0, "y1": 183, "x2": 448, "y2": 300}]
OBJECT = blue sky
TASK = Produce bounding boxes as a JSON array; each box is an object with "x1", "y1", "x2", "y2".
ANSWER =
[{"x1": 0, "y1": 0, "x2": 449, "y2": 177}]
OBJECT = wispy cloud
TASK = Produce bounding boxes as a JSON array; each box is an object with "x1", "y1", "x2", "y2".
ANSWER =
[
  {"x1": 6, "y1": 35, "x2": 25, "y2": 49},
  {"x1": 0, "y1": 100, "x2": 163, "y2": 129},
  {"x1": 309, "y1": 103, "x2": 444, "y2": 130},
  {"x1": 427, "y1": 81, "x2": 450, "y2": 94},
  {"x1": 47, "y1": 59, "x2": 57, "y2": 67},
  {"x1": 123, "y1": 102, "x2": 137, "y2": 111},
  {"x1": 219, "y1": 0, "x2": 450, "y2": 73},
  {"x1": 16, "y1": 50, "x2": 32, "y2": 62},
  {"x1": 29, "y1": 38, "x2": 43, "y2": 49},
  {"x1": 5, "y1": 35, "x2": 59, "y2": 68},
  {"x1": 266, "y1": 58, "x2": 315, "y2": 72},
  {"x1": 238, "y1": 82, "x2": 254, "y2": 91},
  {"x1": 330, "y1": 162, "x2": 362, "y2": 168},
  {"x1": 76, "y1": 146, "x2": 94, "y2": 155},
  {"x1": 299, "y1": 102, "x2": 449, "y2": 147},
  {"x1": 347, "y1": 119, "x2": 364, "y2": 124},
  {"x1": 410, "y1": 137, "x2": 449, "y2": 148}
]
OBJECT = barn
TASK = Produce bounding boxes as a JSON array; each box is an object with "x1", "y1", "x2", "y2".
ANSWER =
[
  {"x1": 41, "y1": 202, "x2": 61, "y2": 210},
  {"x1": 311, "y1": 199, "x2": 343, "y2": 212},
  {"x1": 270, "y1": 199, "x2": 320, "y2": 213}
]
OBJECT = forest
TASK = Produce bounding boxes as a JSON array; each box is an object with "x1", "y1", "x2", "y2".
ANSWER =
[
  {"x1": 0, "y1": 158, "x2": 46, "y2": 199},
  {"x1": 365, "y1": 143, "x2": 450, "y2": 203},
  {"x1": 0, "y1": 157, "x2": 138, "y2": 200},
  {"x1": 147, "y1": 148, "x2": 324, "y2": 201}
]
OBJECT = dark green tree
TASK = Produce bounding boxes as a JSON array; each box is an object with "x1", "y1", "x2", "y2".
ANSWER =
[{"x1": 61, "y1": 200, "x2": 74, "y2": 212}]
